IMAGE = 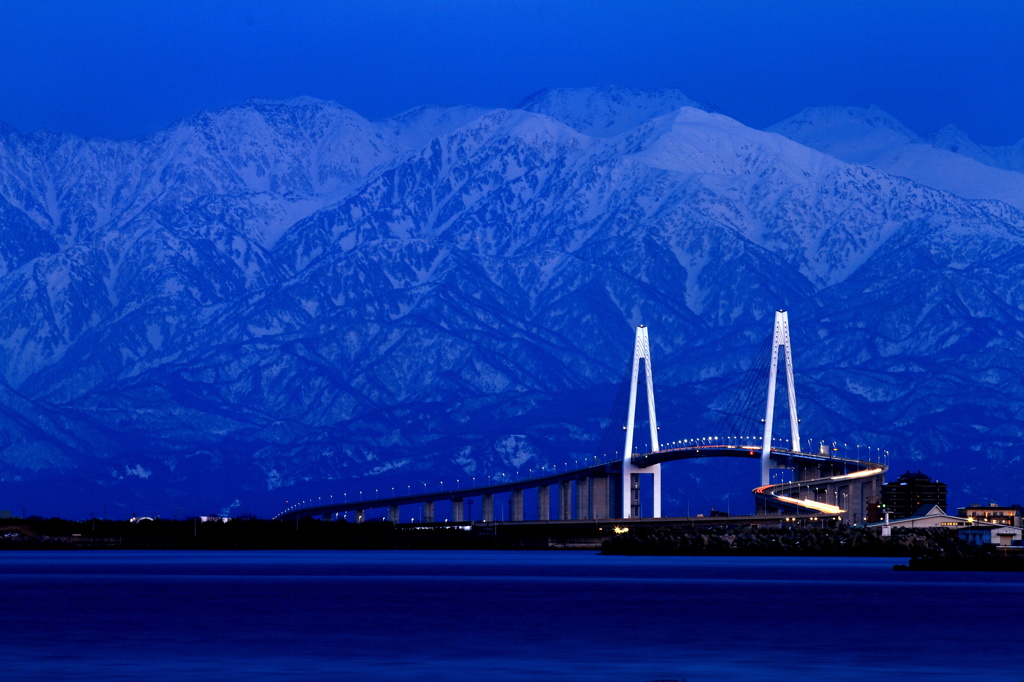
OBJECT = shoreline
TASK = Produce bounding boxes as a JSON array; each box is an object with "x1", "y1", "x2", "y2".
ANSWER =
[{"x1": 3, "y1": 517, "x2": 1021, "y2": 570}]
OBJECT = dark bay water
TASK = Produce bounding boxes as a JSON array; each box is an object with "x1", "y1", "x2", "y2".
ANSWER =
[{"x1": 1, "y1": 550, "x2": 1022, "y2": 681}]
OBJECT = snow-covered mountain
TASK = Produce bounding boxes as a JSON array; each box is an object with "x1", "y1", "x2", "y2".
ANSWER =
[
  {"x1": 768, "y1": 105, "x2": 1024, "y2": 211},
  {"x1": 929, "y1": 124, "x2": 1024, "y2": 174},
  {"x1": 518, "y1": 86, "x2": 720, "y2": 137},
  {"x1": 1, "y1": 90, "x2": 1023, "y2": 518}
]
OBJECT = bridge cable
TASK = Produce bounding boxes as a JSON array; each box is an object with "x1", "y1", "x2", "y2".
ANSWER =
[
  {"x1": 732, "y1": 334, "x2": 775, "y2": 437},
  {"x1": 593, "y1": 355, "x2": 636, "y2": 463},
  {"x1": 710, "y1": 331, "x2": 774, "y2": 440},
  {"x1": 734, "y1": 338, "x2": 774, "y2": 435}
]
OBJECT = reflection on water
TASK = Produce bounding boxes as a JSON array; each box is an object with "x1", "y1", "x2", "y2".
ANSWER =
[{"x1": 1, "y1": 551, "x2": 1022, "y2": 681}]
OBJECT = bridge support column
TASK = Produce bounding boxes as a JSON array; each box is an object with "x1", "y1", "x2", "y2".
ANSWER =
[
  {"x1": 652, "y1": 466, "x2": 662, "y2": 518},
  {"x1": 854, "y1": 477, "x2": 882, "y2": 526},
  {"x1": 576, "y1": 477, "x2": 591, "y2": 519},
  {"x1": 422, "y1": 500, "x2": 434, "y2": 523},
  {"x1": 482, "y1": 493, "x2": 494, "y2": 522},
  {"x1": 853, "y1": 481, "x2": 865, "y2": 526},
  {"x1": 451, "y1": 498, "x2": 464, "y2": 522},
  {"x1": 591, "y1": 476, "x2": 610, "y2": 519},
  {"x1": 558, "y1": 481, "x2": 572, "y2": 520},
  {"x1": 387, "y1": 505, "x2": 400, "y2": 524},
  {"x1": 866, "y1": 477, "x2": 882, "y2": 523},
  {"x1": 537, "y1": 486, "x2": 550, "y2": 521},
  {"x1": 510, "y1": 489, "x2": 524, "y2": 521},
  {"x1": 629, "y1": 473, "x2": 641, "y2": 518},
  {"x1": 835, "y1": 484, "x2": 850, "y2": 525}
]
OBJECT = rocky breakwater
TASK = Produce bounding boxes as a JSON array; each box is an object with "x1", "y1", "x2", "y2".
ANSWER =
[{"x1": 601, "y1": 525, "x2": 975, "y2": 558}]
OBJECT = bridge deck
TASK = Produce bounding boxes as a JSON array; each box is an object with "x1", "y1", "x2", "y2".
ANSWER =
[{"x1": 277, "y1": 445, "x2": 886, "y2": 522}]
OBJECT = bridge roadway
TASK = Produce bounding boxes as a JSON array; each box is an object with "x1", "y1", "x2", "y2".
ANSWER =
[{"x1": 276, "y1": 442, "x2": 888, "y2": 526}]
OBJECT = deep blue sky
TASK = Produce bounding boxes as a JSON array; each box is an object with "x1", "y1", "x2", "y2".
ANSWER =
[{"x1": 2, "y1": 0, "x2": 1023, "y2": 144}]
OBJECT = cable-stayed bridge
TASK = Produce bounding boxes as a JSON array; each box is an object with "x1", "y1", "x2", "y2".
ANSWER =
[{"x1": 276, "y1": 311, "x2": 888, "y2": 526}]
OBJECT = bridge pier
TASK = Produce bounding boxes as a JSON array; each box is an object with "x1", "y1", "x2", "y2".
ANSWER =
[
  {"x1": 629, "y1": 473, "x2": 641, "y2": 518},
  {"x1": 652, "y1": 466, "x2": 662, "y2": 518},
  {"x1": 387, "y1": 505, "x2": 400, "y2": 524},
  {"x1": 451, "y1": 498, "x2": 464, "y2": 522},
  {"x1": 850, "y1": 476, "x2": 881, "y2": 525},
  {"x1": 482, "y1": 493, "x2": 494, "y2": 522},
  {"x1": 575, "y1": 477, "x2": 590, "y2": 519},
  {"x1": 574, "y1": 475, "x2": 612, "y2": 519},
  {"x1": 591, "y1": 476, "x2": 610, "y2": 519},
  {"x1": 422, "y1": 500, "x2": 434, "y2": 523},
  {"x1": 510, "y1": 489, "x2": 524, "y2": 521},
  {"x1": 558, "y1": 481, "x2": 572, "y2": 520},
  {"x1": 537, "y1": 486, "x2": 550, "y2": 521}
]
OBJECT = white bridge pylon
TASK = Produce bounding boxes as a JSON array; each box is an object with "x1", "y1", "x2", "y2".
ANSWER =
[
  {"x1": 622, "y1": 325, "x2": 661, "y2": 519},
  {"x1": 761, "y1": 310, "x2": 801, "y2": 486}
]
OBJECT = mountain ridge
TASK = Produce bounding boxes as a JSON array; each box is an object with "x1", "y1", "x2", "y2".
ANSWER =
[
  {"x1": 1, "y1": 90, "x2": 1023, "y2": 517},
  {"x1": 769, "y1": 105, "x2": 1024, "y2": 211}
]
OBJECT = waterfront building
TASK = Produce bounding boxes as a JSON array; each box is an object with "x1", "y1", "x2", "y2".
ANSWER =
[
  {"x1": 958, "y1": 525, "x2": 1023, "y2": 547},
  {"x1": 867, "y1": 504, "x2": 979, "y2": 530},
  {"x1": 880, "y1": 471, "x2": 947, "y2": 520},
  {"x1": 957, "y1": 503, "x2": 1023, "y2": 528}
]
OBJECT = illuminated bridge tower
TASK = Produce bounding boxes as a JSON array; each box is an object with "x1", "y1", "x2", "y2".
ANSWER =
[
  {"x1": 621, "y1": 325, "x2": 661, "y2": 519},
  {"x1": 761, "y1": 310, "x2": 801, "y2": 486}
]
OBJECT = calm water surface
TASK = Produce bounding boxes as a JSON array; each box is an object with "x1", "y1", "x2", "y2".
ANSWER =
[{"x1": 1, "y1": 550, "x2": 1021, "y2": 681}]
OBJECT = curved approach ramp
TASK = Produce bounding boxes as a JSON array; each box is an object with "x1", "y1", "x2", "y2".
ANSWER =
[
  {"x1": 632, "y1": 442, "x2": 887, "y2": 524},
  {"x1": 631, "y1": 442, "x2": 887, "y2": 525}
]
